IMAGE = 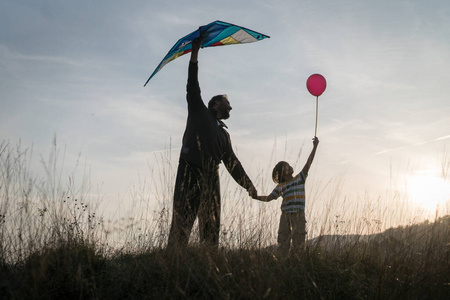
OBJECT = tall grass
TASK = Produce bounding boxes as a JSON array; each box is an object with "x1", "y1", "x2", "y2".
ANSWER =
[
  {"x1": 0, "y1": 139, "x2": 104, "y2": 264},
  {"x1": 0, "y1": 140, "x2": 449, "y2": 299}
]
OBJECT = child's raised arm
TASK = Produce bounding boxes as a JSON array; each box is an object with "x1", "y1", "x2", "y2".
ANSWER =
[{"x1": 301, "y1": 137, "x2": 319, "y2": 176}]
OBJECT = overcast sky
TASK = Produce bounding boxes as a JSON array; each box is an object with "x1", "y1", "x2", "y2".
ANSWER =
[{"x1": 2, "y1": 0, "x2": 449, "y2": 236}]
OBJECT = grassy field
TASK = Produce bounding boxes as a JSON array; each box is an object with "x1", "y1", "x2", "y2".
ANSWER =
[
  {"x1": 1, "y1": 141, "x2": 449, "y2": 299},
  {"x1": 1, "y1": 217, "x2": 448, "y2": 299}
]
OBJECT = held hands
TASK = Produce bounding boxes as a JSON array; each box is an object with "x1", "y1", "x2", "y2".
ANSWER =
[{"x1": 248, "y1": 187, "x2": 274, "y2": 202}]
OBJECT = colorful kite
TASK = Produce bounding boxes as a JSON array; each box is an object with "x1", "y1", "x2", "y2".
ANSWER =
[{"x1": 144, "y1": 20, "x2": 270, "y2": 86}]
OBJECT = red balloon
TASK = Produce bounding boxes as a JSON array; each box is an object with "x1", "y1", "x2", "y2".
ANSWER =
[{"x1": 306, "y1": 74, "x2": 327, "y2": 96}]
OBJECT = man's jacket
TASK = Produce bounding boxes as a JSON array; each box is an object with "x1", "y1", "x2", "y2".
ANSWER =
[{"x1": 179, "y1": 61, "x2": 254, "y2": 191}]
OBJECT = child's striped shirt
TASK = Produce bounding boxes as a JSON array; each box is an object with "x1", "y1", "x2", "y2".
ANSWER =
[{"x1": 269, "y1": 171, "x2": 307, "y2": 213}]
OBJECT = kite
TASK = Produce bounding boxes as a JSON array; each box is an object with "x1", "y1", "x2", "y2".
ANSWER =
[{"x1": 144, "y1": 20, "x2": 270, "y2": 86}]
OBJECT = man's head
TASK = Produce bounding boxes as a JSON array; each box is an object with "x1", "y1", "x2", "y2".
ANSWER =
[
  {"x1": 208, "y1": 94, "x2": 232, "y2": 120},
  {"x1": 272, "y1": 161, "x2": 294, "y2": 184}
]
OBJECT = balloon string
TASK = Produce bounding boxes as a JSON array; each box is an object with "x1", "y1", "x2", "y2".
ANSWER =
[{"x1": 314, "y1": 96, "x2": 318, "y2": 137}]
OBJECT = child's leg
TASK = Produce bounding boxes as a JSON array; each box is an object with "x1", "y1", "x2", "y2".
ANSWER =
[
  {"x1": 291, "y1": 213, "x2": 306, "y2": 251},
  {"x1": 277, "y1": 213, "x2": 290, "y2": 253}
]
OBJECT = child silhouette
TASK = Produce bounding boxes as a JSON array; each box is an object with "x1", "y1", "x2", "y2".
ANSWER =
[{"x1": 253, "y1": 137, "x2": 319, "y2": 253}]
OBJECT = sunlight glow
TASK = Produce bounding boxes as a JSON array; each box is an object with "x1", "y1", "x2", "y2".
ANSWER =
[{"x1": 407, "y1": 170, "x2": 450, "y2": 212}]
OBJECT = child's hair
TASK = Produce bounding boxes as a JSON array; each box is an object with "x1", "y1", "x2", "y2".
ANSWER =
[{"x1": 272, "y1": 161, "x2": 288, "y2": 184}]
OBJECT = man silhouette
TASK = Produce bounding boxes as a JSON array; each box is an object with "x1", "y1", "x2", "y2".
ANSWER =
[{"x1": 167, "y1": 38, "x2": 257, "y2": 249}]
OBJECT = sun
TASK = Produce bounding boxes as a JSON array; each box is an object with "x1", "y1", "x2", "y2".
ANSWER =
[{"x1": 406, "y1": 170, "x2": 450, "y2": 212}]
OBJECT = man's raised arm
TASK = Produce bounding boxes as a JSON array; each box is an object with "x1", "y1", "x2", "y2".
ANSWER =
[
  {"x1": 187, "y1": 38, "x2": 203, "y2": 108},
  {"x1": 190, "y1": 37, "x2": 201, "y2": 63}
]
